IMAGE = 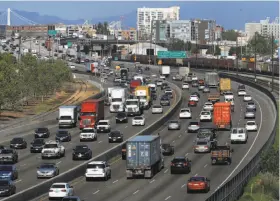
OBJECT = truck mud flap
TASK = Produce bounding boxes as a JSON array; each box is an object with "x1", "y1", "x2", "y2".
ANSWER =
[
  {"x1": 126, "y1": 170, "x2": 133, "y2": 179},
  {"x1": 144, "y1": 170, "x2": 152, "y2": 179}
]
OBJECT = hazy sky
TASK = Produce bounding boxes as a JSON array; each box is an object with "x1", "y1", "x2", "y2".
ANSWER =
[{"x1": 0, "y1": 1, "x2": 278, "y2": 29}]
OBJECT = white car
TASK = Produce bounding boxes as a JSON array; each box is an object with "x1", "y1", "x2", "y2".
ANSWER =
[
  {"x1": 160, "y1": 75, "x2": 166, "y2": 80},
  {"x1": 245, "y1": 121, "x2": 258, "y2": 131},
  {"x1": 132, "y1": 116, "x2": 145, "y2": 126},
  {"x1": 224, "y1": 91, "x2": 234, "y2": 100},
  {"x1": 238, "y1": 90, "x2": 247, "y2": 96},
  {"x1": 191, "y1": 76, "x2": 198, "y2": 81},
  {"x1": 41, "y1": 141, "x2": 65, "y2": 159},
  {"x1": 152, "y1": 105, "x2": 163, "y2": 114},
  {"x1": 156, "y1": 80, "x2": 163, "y2": 86},
  {"x1": 230, "y1": 128, "x2": 248, "y2": 144},
  {"x1": 203, "y1": 102, "x2": 214, "y2": 111},
  {"x1": 80, "y1": 128, "x2": 97, "y2": 142},
  {"x1": 70, "y1": 65, "x2": 75, "y2": 69},
  {"x1": 189, "y1": 95, "x2": 199, "y2": 102},
  {"x1": 151, "y1": 74, "x2": 157, "y2": 78},
  {"x1": 49, "y1": 183, "x2": 74, "y2": 199},
  {"x1": 182, "y1": 83, "x2": 189, "y2": 89},
  {"x1": 96, "y1": 120, "x2": 111, "y2": 133},
  {"x1": 179, "y1": 108, "x2": 192, "y2": 119},
  {"x1": 85, "y1": 161, "x2": 111, "y2": 181},
  {"x1": 199, "y1": 111, "x2": 212, "y2": 121},
  {"x1": 244, "y1": 95, "x2": 252, "y2": 101}
]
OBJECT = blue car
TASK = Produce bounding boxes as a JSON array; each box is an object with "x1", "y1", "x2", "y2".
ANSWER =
[
  {"x1": 37, "y1": 163, "x2": 59, "y2": 179},
  {"x1": 0, "y1": 179, "x2": 16, "y2": 196},
  {"x1": 0, "y1": 165, "x2": 18, "y2": 180}
]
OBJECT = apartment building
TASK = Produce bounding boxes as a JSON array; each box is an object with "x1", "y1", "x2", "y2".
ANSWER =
[{"x1": 169, "y1": 20, "x2": 192, "y2": 42}]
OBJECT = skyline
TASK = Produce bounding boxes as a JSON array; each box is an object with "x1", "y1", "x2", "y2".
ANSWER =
[{"x1": 0, "y1": 1, "x2": 279, "y2": 29}]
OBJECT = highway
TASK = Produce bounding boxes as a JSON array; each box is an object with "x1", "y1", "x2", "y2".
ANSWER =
[
  {"x1": 29, "y1": 62, "x2": 276, "y2": 201},
  {"x1": 0, "y1": 59, "x2": 179, "y2": 200}
]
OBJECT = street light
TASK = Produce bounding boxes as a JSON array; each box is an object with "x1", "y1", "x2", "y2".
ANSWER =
[
  {"x1": 271, "y1": 33, "x2": 274, "y2": 91},
  {"x1": 254, "y1": 32, "x2": 257, "y2": 82}
]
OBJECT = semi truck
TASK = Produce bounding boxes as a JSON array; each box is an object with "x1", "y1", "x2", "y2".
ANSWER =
[
  {"x1": 135, "y1": 86, "x2": 151, "y2": 109},
  {"x1": 211, "y1": 145, "x2": 232, "y2": 165},
  {"x1": 110, "y1": 88, "x2": 126, "y2": 113},
  {"x1": 79, "y1": 99, "x2": 105, "y2": 129},
  {"x1": 219, "y1": 78, "x2": 231, "y2": 95},
  {"x1": 126, "y1": 135, "x2": 164, "y2": 179},
  {"x1": 213, "y1": 102, "x2": 232, "y2": 130},
  {"x1": 120, "y1": 68, "x2": 128, "y2": 80},
  {"x1": 161, "y1": 66, "x2": 170, "y2": 77},
  {"x1": 205, "y1": 72, "x2": 219, "y2": 88},
  {"x1": 57, "y1": 106, "x2": 78, "y2": 128},
  {"x1": 125, "y1": 99, "x2": 142, "y2": 116}
]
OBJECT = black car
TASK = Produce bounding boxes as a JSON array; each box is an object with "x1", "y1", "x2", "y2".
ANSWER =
[
  {"x1": 0, "y1": 180, "x2": 16, "y2": 196},
  {"x1": 116, "y1": 112, "x2": 128, "y2": 123},
  {"x1": 170, "y1": 157, "x2": 192, "y2": 174},
  {"x1": 160, "y1": 96, "x2": 170, "y2": 106},
  {"x1": 0, "y1": 146, "x2": 6, "y2": 150},
  {"x1": 108, "y1": 131, "x2": 123, "y2": 143},
  {"x1": 55, "y1": 130, "x2": 71, "y2": 142},
  {"x1": 121, "y1": 143, "x2": 126, "y2": 160},
  {"x1": 151, "y1": 91, "x2": 157, "y2": 100},
  {"x1": 192, "y1": 81, "x2": 198, "y2": 87},
  {"x1": 0, "y1": 149, "x2": 18, "y2": 164},
  {"x1": 10, "y1": 137, "x2": 27, "y2": 149},
  {"x1": 161, "y1": 83, "x2": 168, "y2": 90},
  {"x1": 30, "y1": 138, "x2": 45, "y2": 153},
  {"x1": 161, "y1": 144, "x2": 174, "y2": 156},
  {"x1": 72, "y1": 145, "x2": 92, "y2": 160},
  {"x1": 34, "y1": 127, "x2": 50, "y2": 138}
]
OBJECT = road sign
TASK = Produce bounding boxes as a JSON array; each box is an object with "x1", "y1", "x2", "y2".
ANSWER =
[
  {"x1": 67, "y1": 42, "x2": 72, "y2": 48},
  {"x1": 157, "y1": 51, "x2": 187, "y2": 59},
  {"x1": 48, "y1": 30, "x2": 57, "y2": 36}
]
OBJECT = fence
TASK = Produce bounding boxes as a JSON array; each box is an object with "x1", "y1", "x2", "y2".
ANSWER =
[{"x1": 205, "y1": 73, "x2": 278, "y2": 201}]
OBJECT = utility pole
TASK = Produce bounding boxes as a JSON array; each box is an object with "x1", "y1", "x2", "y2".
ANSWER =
[
  {"x1": 254, "y1": 32, "x2": 257, "y2": 81},
  {"x1": 18, "y1": 35, "x2": 21, "y2": 62},
  {"x1": 236, "y1": 39, "x2": 239, "y2": 75},
  {"x1": 195, "y1": 33, "x2": 198, "y2": 69},
  {"x1": 271, "y1": 33, "x2": 274, "y2": 91}
]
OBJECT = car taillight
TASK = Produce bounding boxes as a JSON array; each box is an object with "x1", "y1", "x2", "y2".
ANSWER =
[
  {"x1": 61, "y1": 189, "x2": 66, "y2": 192},
  {"x1": 200, "y1": 182, "x2": 205, "y2": 186},
  {"x1": 184, "y1": 163, "x2": 188, "y2": 166},
  {"x1": 204, "y1": 146, "x2": 208, "y2": 149},
  {"x1": 171, "y1": 163, "x2": 175, "y2": 166}
]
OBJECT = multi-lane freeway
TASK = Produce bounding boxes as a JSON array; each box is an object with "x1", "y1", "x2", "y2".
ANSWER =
[{"x1": 22, "y1": 61, "x2": 276, "y2": 201}]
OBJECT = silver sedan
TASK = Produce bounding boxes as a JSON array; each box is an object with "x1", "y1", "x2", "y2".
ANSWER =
[
  {"x1": 245, "y1": 109, "x2": 256, "y2": 119},
  {"x1": 168, "y1": 121, "x2": 181, "y2": 130}
]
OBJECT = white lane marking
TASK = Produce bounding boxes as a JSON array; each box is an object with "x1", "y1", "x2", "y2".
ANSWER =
[
  {"x1": 165, "y1": 196, "x2": 171, "y2": 200},
  {"x1": 14, "y1": 180, "x2": 22, "y2": 183},
  {"x1": 172, "y1": 140, "x2": 175, "y2": 143},
  {"x1": 125, "y1": 126, "x2": 128, "y2": 128},
  {"x1": 217, "y1": 96, "x2": 263, "y2": 190},
  {"x1": 56, "y1": 161, "x2": 61, "y2": 165},
  {"x1": 98, "y1": 141, "x2": 102, "y2": 144},
  {"x1": 70, "y1": 142, "x2": 72, "y2": 145},
  {"x1": 133, "y1": 190, "x2": 139, "y2": 195},
  {"x1": 178, "y1": 135, "x2": 181, "y2": 138},
  {"x1": 181, "y1": 184, "x2": 186, "y2": 188},
  {"x1": 185, "y1": 130, "x2": 187, "y2": 133},
  {"x1": 185, "y1": 153, "x2": 189, "y2": 156},
  {"x1": 194, "y1": 173, "x2": 198, "y2": 176},
  {"x1": 20, "y1": 164, "x2": 26, "y2": 167},
  {"x1": 149, "y1": 179, "x2": 155, "y2": 183},
  {"x1": 93, "y1": 190, "x2": 100, "y2": 194},
  {"x1": 113, "y1": 180, "x2": 118, "y2": 184},
  {"x1": 204, "y1": 164, "x2": 208, "y2": 168},
  {"x1": 164, "y1": 169, "x2": 168, "y2": 173}
]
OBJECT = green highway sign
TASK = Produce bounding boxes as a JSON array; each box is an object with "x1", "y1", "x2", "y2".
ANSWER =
[
  {"x1": 48, "y1": 30, "x2": 57, "y2": 36},
  {"x1": 157, "y1": 51, "x2": 187, "y2": 59},
  {"x1": 67, "y1": 42, "x2": 72, "y2": 48}
]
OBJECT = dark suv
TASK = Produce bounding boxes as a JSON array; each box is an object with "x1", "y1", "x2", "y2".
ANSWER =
[{"x1": 170, "y1": 157, "x2": 192, "y2": 174}]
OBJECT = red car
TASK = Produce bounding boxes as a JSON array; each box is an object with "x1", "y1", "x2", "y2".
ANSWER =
[
  {"x1": 187, "y1": 176, "x2": 210, "y2": 193},
  {"x1": 188, "y1": 100, "x2": 197, "y2": 107}
]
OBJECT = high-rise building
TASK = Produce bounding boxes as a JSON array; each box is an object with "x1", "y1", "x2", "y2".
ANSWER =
[
  {"x1": 169, "y1": 20, "x2": 192, "y2": 42},
  {"x1": 191, "y1": 19, "x2": 216, "y2": 44},
  {"x1": 137, "y1": 6, "x2": 180, "y2": 38}
]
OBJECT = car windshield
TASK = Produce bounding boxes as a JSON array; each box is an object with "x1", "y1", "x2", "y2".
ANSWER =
[
  {"x1": 60, "y1": 116, "x2": 71, "y2": 120},
  {"x1": 87, "y1": 164, "x2": 105, "y2": 169},
  {"x1": 245, "y1": 95, "x2": 251, "y2": 98},
  {"x1": 189, "y1": 177, "x2": 205, "y2": 182},
  {"x1": 126, "y1": 101, "x2": 138, "y2": 105},
  {"x1": 57, "y1": 131, "x2": 68, "y2": 136},
  {"x1": 181, "y1": 109, "x2": 190, "y2": 112},
  {"x1": 238, "y1": 129, "x2": 244, "y2": 133},
  {"x1": 33, "y1": 139, "x2": 44, "y2": 144},
  {"x1": 0, "y1": 181, "x2": 9, "y2": 186},
  {"x1": 170, "y1": 121, "x2": 178, "y2": 124},
  {"x1": 0, "y1": 166, "x2": 12, "y2": 171},
  {"x1": 82, "y1": 129, "x2": 95, "y2": 133},
  {"x1": 248, "y1": 102, "x2": 255, "y2": 105},
  {"x1": 35, "y1": 128, "x2": 48, "y2": 133},
  {"x1": 134, "y1": 117, "x2": 143, "y2": 120},
  {"x1": 40, "y1": 164, "x2": 55, "y2": 169},
  {"x1": 11, "y1": 138, "x2": 23, "y2": 143},
  {"x1": 0, "y1": 149, "x2": 13, "y2": 154},
  {"x1": 197, "y1": 132, "x2": 211, "y2": 138},
  {"x1": 197, "y1": 141, "x2": 207, "y2": 145},
  {"x1": 153, "y1": 106, "x2": 162, "y2": 109},
  {"x1": 75, "y1": 146, "x2": 88, "y2": 151},
  {"x1": 62, "y1": 198, "x2": 79, "y2": 201},
  {"x1": 51, "y1": 184, "x2": 66, "y2": 189},
  {"x1": 110, "y1": 131, "x2": 121, "y2": 137},
  {"x1": 205, "y1": 103, "x2": 212, "y2": 106},
  {"x1": 246, "y1": 108, "x2": 255, "y2": 112},
  {"x1": 44, "y1": 144, "x2": 58, "y2": 148},
  {"x1": 232, "y1": 129, "x2": 238, "y2": 134},
  {"x1": 98, "y1": 122, "x2": 108, "y2": 125},
  {"x1": 201, "y1": 112, "x2": 210, "y2": 115},
  {"x1": 189, "y1": 122, "x2": 199, "y2": 126},
  {"x1": 247, "y1": 122, "x2": 256, "y2": 125},
  {"x1": 80, "y1": 112, "x2": 96, "y2": 116},
  {"x1": 172, "y1": 158, "x2": 186, "y2": 163},
  {"x1": 190, "y1": 95, "x2": 197, "y2": 98},
  {"x1": 161, "y1": 144, "x2": 170, "y2": 149},
  {"x1": 117, "y1": 113, "x2": 126, "y2": 118}
]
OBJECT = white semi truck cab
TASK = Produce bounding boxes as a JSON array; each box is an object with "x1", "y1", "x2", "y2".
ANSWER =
[
  {"x1": 125, "y1": 99, "x2": 141, "y2": 116},
  {"x1": 110, "y1": 88, "x2": 126, "y2": 113}
]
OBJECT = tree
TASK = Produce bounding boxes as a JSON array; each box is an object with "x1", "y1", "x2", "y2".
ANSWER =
[
  {"x1": 261, "y1": 147, "x2": 279, "y2": 177},
  {"x1": 222, "y1": 30, "x2": 239, "y2": 41},
  {"x1": 214, "y1": 45, "x2": 221, "y2": 56},
  {"x1": 248, "y1": 32, "x2": 277, "y2": 56}
]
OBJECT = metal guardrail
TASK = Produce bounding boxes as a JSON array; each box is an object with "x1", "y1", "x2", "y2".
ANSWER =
[{"x1": 205, "y1": 73, "x2": 278, "y2": 201}]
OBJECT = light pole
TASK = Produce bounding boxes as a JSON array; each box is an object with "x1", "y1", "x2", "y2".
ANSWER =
[
  {"x1": 194, "y1": 20, "x2": 200, "y2": 69},
  {"x1": 254, "y1": 32, "x2": 257, "y2": 81},
  {"x1": 236, "y1": 38, "x2": 239, "y2": 75},
  {"x1": 271, "y1": 33, "x2": 274, "y2": 91}
]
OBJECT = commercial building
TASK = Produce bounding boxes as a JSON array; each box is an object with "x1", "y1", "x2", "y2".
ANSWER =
[
  {"x1": 191, "y1": 19, "x2": 216, "y2": 44},
  {"x1": 151, "y1": 20, "x2": 170, "y2": 42},
  {"x1": 215, "y1": 25, "x2": 223, "y2": 40},
  {"x1": 114, "y1": 29, "x2": 138, "y2": 40},
  {"x1": 6, "y1": 25, "x2": 50, "y2": 37},
  {"x1": 130, "y1": 42, "x2": 167, "y2": 55},
  {"x1": 137, "y1": 6, "x2": 180, "y2": 38},
  {"x1": 55, "y1": 24, "x2": 67, "y2": 35},
  {"x1": 169, "y1": 20, "x2": 191, "y2": 42}
]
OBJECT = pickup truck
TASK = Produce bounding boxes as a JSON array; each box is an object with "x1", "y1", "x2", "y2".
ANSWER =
[
  {"x1": 208, "y1": 94, "x2": 220, "y2": 103},
  {"x1": 211, "y1": 145, "x2": 232, "y2": 165},
  {"x1": 41, "y1": 141, "x2": 65, "y2": 159}
]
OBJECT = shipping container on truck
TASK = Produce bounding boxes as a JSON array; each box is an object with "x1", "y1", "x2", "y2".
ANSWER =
[
  {"x1": 219, "y1": 78, "x2": 231, "y2": 95},
  {"x1": 130, "y1": 80, "x2": 141, "y2": 94},
  {"x1": 126, "y1": 135, "x2": 164, "y2": 179},
  {"x1": 79, "y1": 99, "x2": 104, "y2": 130},
  {"x1": 205, "y1": 72, "x2": 219, "y2": 88},
  {"x1": 213, "y1": 102, "x2": 232, "y2": 130}
]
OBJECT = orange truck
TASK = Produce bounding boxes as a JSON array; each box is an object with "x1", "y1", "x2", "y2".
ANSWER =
[{"x1": 213, "y1": 102, "x2": 232, "y2": 130}]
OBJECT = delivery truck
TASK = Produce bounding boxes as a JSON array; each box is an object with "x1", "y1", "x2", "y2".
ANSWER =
[
  {"x1": 79, "y1": 99, "x2": 104, "y2": 129},
  {"x1": 57, "y1": 106, "x2": 78, "y2": 128},
  {"x1": 205, "y1": 72, "x2": 219, "y2": 88},
  {"x1": 179, "y1": 67, "x2": 190, "y2": 77},
  {"x1": 161, "y1": 66, "x2": 170, "y2": 77},
  {"x1": 211, "y1": 145, "x2": 232, "y2": 165},
  {"x1": 219, "y1": 78, "x2": 231, "y2": 95},
  {"x1": 213, "y1": 102, "x2": 232, "y2": 130},
  {"x1": 126, "y1": 135, "x2": 164, "y2": 179}
]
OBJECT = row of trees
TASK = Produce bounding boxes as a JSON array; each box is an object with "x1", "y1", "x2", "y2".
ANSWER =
[
  {"x1": 0, "y1": 53, "x2": 72, "y2": 112},
  {"x1": 95, "y1": 22, "x2": 110, "y2": 35}
]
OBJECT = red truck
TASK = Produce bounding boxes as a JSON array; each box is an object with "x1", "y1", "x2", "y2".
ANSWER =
[
  {"x1": 130, "y1": 80, "x2": 141, "y2": 93},
  {"x1": 79, "y1": 99, "x2": 104, "y2": 130},
  {"x1": 213, "y1": 102, "x2": 232, "y2": 130}
]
